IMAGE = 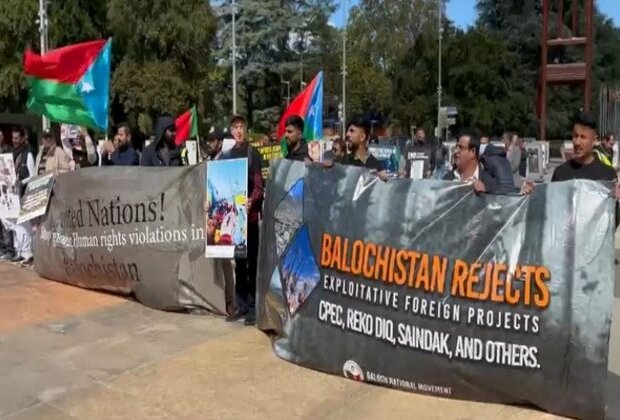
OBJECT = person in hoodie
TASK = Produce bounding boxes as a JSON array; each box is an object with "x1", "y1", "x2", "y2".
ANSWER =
[
  {"x1": 221, "y1": 115, "x2": 263, "y2": 326},
  {"x1": 444, "y1": 129, "x2": 519, "y2": 195},
  {"x1": 102, "y1": 123, "x2": 140, "y2": 166},
  {"x1": 141, "y1": 116, "x2": 187, "y2": 167}
]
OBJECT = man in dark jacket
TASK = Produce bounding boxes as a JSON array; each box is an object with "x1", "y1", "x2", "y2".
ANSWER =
[
  {"x1": 480, "y1": 143, "x2": 518, "y2": 193},
  {"x1": 403, "y1": 127, "x2": 436, "y2": 179},
  {"x1": 103, "y1": 123, "x2": 140, "y2": 166},
  {"x1": 141, "y1": 116, "x2": 187, "y2": 166},
  {"x1": 222, "y1": 115, "x2": 263, "y2": 326},
  {"x1": 444, "y1": 130, "x2": 517, "y2": 194},
  {"x1": 283, "y1": 115, "x2": 309, "y2": 161}
]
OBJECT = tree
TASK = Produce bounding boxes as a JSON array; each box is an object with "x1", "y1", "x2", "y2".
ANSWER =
[
  {"x1": 107, "y1": 0, "x2": 217, "y2": 134},
  {"x1": 214, "y1": 0, "x2": 336, "y2": 130},
  {"x1": 346, "y1": 0, "x2": 446, "y2": 131},
  {"x1": 445, "y1": 29, "x2": 533, "y2": 135},
  {"x1": 477, "y1": 0, "x2": 620, "y2": 138}
]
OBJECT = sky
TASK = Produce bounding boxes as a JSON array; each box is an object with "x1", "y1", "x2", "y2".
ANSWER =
[{"x1": 333, "y1": 0, "x2": 619, "y2": 28}]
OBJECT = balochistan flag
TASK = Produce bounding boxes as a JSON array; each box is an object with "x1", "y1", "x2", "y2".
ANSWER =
[
  {"x1": 175, "y1": 106, "x2": 199, "y2": 145},
  {"x1": 277, "y1": 71, "x2": 323, "y2": 155},
  {"x1": 24, "y1": 39, "x2": 111, "y2": 132}
]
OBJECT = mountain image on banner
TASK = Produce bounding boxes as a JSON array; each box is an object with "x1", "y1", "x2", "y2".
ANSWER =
[
  {"x1": 175, "y1": 106, "x2": 199, "y2": 145},
  {"x1": 274, "y1": 178, "x2": 304, "y2": 257},
  {"x1": 24, "y1": 39, "x2": 111, "y2": 132},
  {"x1": 277, "y1": 72, "x2": 323, "y2": 156},
  {"x1": 280, "y1": 224, "x2": 320, "y2": 316}
]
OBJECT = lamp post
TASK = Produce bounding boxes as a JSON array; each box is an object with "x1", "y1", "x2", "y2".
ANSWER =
[
  {"x1": 282, "y1": 80, "x2": 291, "y2": 107},
  {"x1": 436, "y1": 0, "x2": 443, "y2": 140},
  {"x1": 341, "y1": 0, "x2": 348, "y2": 136},
  {"x1": 38, "y1": 0, "x2": 49, "y2": 130},
  {"x1": 232, "y1": 0, "x2": 237, "y2": 115}
]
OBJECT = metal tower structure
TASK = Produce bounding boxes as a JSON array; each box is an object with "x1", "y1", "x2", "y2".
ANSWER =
[{"x1": 539, "y1": 0, "x2": 594, "y2": 141}]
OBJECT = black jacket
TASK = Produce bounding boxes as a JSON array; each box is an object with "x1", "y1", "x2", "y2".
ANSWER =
[
  {"x1": 480, "y1": 145, "x2": 517, "y2": 194},
  {"x1": 141, "y1": 116, "x2": 186, "y2": 167},
  {"x1": 403, "y1": 139, "x2": 436, "y2": 177},
  {"x1": 104, "y1": 144, "x2": 140, "y2": 166}
]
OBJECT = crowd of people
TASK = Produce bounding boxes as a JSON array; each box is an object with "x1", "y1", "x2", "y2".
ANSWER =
[{"x1": 0, "y1": 109, "x2": 617, "y2": 324}]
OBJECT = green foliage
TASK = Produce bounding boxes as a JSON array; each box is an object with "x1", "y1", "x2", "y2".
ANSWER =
[
  {"x1": 0, "y1": 0, "x2": 216, "y2": 136},
  {"x1": 214, "y1": 0, "x2": 336, "y2": 129}
]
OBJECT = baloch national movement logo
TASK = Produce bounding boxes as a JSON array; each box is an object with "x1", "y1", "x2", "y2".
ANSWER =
[{"x1": 343, "y1": 360, "x2": 364, "y2": 382}]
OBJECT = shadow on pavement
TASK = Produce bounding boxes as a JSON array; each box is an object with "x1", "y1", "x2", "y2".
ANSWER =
[{"x1": 608, "y1": 371, "x2": 620, "y2": 420}]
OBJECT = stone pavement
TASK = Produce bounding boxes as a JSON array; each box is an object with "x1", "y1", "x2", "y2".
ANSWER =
[{"x1": 0, "y1": 259, "x2": 618, "y2": 420}]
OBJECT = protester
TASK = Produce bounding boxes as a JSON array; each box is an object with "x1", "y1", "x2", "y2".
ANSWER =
[
  {"x1": 480, "y1": 141, "x2": 517, "y2": 192},
  {"x1": 0, "y1": 131, "x2": 14, "y2": 261},
  {"x1": 63, "y1": 126, "x2": 97, "y2": 169},
  {"x1": 11, "y1": 126, "x2": 34, "y2": 265},
  {"x1": 283, "y1": 115, "x2": 309, "y2": 161},
  {"x1": 342, "y1": 115, "x2": 383, "y2": 171},
  {"x1": 480, "y1": 135, "x2": 490, "y2": 154},
  {"x1": 403, "y1": 127, "x2": 436, "y2": 179},
  {"x1": 433, "y1": 139, "x2": 447, "y2": 180},
  {"x1": 35, "y1": 129, "x2": 71, "y2": 175},
  {"x1": 593, "y1": 132, "x2": 614, "y2": 168},
  {"x1": 503, "y1": 132, "x2": 522, "y2": 187},
  {"x1": 222, "y1": 115, "x2": 263, "y2": 326},
  {"x1": 518, "y1": 136, "x2": 527, "y2": 178},
  {"x1": 552, "y1": 113, "x2": 618, "y2": 185},
  {"x1": 551, "y1": 113, "x2": 620, "y2": 238},
  {"x1": 203, "y1": 128, "x2": 236, "y2": 317},
  {"x1": 331, "y1": 138, "x2": 347, "y2": 163},
  {"x1": 444, "y1": 130, "x2": 518, "y2": 194},
  {"x1": 141, "y1": 116, "x2": 187, "y2": 166},
  {"x1": 102, "y1": 123, "x2": 140, "y2": 166}
]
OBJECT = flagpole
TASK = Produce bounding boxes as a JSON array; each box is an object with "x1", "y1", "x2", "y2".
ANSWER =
[
  {"x1": 341, "y1": 0, "x2": 348, "y2": 137},
  {"x1": 231, "y1": 0, "x2": 237, "y2": 115},
  {"x1": 38, "y1": 0, "x2": 50, "y2": 130}
]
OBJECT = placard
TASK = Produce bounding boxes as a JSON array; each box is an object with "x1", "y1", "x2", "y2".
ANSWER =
[
  {"x1": 17, "y1": 173, "x2": 54, "y2": 224},
  {"x1": 205, "y1": 158, "x2": 248, "y2": 258}
]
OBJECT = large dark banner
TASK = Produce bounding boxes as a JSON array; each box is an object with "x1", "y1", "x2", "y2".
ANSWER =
[
  {"x1": 258, "y1": 160, "x2": 615, "y2": 419},
  {"x1": 34, "y1": 165, "x2": 226, "y2": 313}
]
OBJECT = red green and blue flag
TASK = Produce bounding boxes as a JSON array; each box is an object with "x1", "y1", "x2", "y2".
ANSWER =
[
  {"x1": 277, "y1": 71, "x2": 323, "y2": 154},
  {"x1": 24, "y1": 39, "x2": 112, "y2": 132},
  {"x1": 175, "y1": 106, "x2": 199, "y2": 145}
]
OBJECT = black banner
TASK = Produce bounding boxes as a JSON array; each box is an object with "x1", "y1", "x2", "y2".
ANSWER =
[{"x1": 257, "y1": 160, "x2": 615, "y2": 419}]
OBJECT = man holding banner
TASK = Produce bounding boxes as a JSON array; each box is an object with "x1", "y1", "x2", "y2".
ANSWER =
[{"x1": 343, "y1": 115, "x2": 383, "y2": 171}]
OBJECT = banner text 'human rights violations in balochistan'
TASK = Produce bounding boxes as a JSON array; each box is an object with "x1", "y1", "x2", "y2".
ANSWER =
[
  {"x1": 257, "y1": 160, "x2": 615, "y2": 419},
  {"x1": 34, "y1": 165, "x2": 226, "y2": 313}
]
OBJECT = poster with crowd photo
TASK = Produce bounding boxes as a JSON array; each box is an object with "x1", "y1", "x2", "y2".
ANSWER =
[
  {"x1": 33, "y1": 165, "x2": 227, "y2": 314},
  {"x1": 256, "y1": 145, "x2": 283, "y2": 179},
  {"x1": 17, "y1": 173, "x2": 54, "y2": 224},
  {"x1": 0, "y1": 153, "x2": 20, "y2": 219},
  {"x1": 205, "y1": 158, "x2": 248, "y2": 259},
  {"x1": 258, "y1": 160, "x2": 614, "y2": 420}
]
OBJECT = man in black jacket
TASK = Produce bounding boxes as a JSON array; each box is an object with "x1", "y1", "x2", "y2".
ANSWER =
[
  {"x1": 141, "y1": 116, "x2": 187, "y2": 167},
  {"x1": 403, "y1": 127, "x2": 435, "y2": 179},
  {"x1": 444, "y1": 130, "x2": 518, "y2": 194},
  {"x1": 102, "y1": 123, "x2": 140, "y2": 166},
  {"x1": 283, "y1": 115, "x2": 309, "y2": 161}
]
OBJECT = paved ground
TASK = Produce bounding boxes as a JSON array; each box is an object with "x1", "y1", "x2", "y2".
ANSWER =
[{"x1": 0, "y1": 253, "x2": 618, "y2": 420}]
